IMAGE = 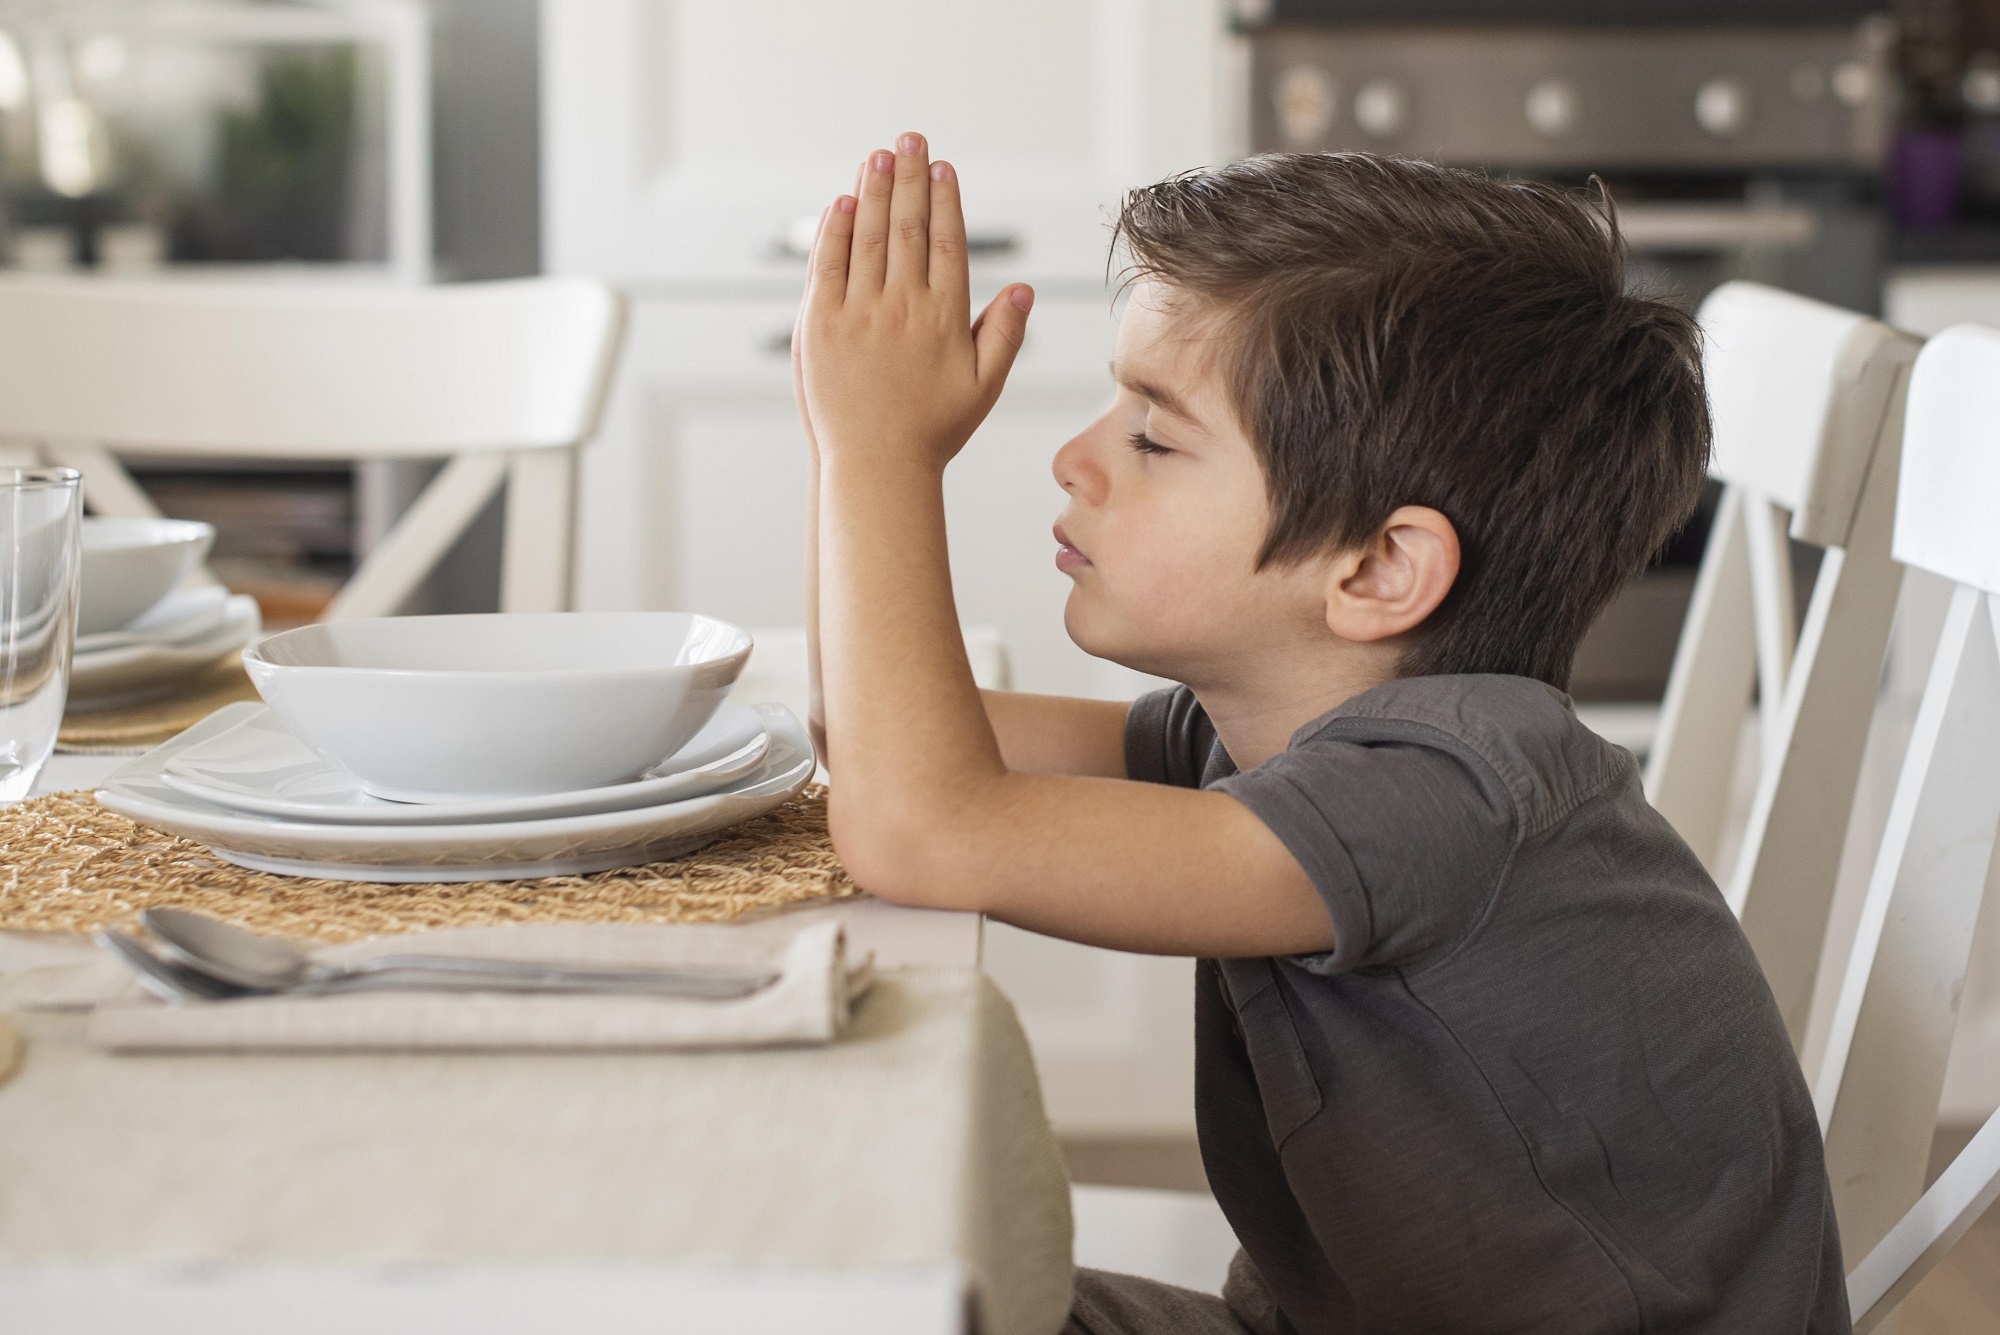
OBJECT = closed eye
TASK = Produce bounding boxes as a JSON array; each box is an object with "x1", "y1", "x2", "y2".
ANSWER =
[{"x1": 1127, "y1": 431, "x2": 1172, "y2": 457}]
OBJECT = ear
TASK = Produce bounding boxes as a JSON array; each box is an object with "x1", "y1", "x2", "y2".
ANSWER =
[{"x1": 1323, "y1": 506, "x2": 1460, "y2": 643}]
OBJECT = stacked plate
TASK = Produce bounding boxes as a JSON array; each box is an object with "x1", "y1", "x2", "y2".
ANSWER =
[
  {"x1": 72, "y1": 519, "x2": 261, "y2": 709},
  {"x1": 95, "y1": 612, "x2": 815, "y2": 882}
]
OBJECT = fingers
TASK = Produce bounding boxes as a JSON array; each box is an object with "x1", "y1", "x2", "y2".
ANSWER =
[
  {"x1": 810, "y1": 193, "x2": 857, "y2": 308},
  {"x1": 885, "y1": 131, "x2": 932, "y2": 287},
  {"x1": 972, "y1": 284, "x2": 1034, "y2": 404},
  {"x1": 927, "y1": 160, "x2": 971, "y2": 319},
  {"x1": 850, "y1": 148, "x2": 895, "y2": 292}
]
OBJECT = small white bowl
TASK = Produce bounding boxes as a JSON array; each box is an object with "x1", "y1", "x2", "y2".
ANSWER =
[
  {"x1": 78, "y1": 518, "x2": 215, "y2": 636},
  {"x1": 242, "y1": 612, "x2": 753, "y2": 802}
]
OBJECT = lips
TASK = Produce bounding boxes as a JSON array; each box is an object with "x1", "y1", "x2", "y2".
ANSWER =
[{"x1": 1053, "y1": 522, "x2": 1091, "y2": 573}]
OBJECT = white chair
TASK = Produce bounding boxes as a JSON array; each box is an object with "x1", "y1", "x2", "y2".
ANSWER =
[
  {"x1": 0, "y1": 276, "x2": 625, "y2": 618},
  {"x1": 1804, "y1": 323, "x2": 2000, "y2": 1330},
  {"x1": 1645, "y1": 282, "x2": 1918, "y2": 1048}
]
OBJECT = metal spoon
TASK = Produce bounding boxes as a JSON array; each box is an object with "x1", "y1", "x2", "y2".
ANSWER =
[
  {"x1": 95, "y1": 930, "x2": 251, "y2": 1003},
  {"x1": 140, "y1": 908, "x2": 779, "y2": 1000},
  {"x1": 96, "y1": 930, "x2": 707, "y2": 1003}
]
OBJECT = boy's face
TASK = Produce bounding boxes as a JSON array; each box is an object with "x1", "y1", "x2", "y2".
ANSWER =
[{"x1": 1053, "y1": 281, "x2": 1339, "y2": 685}]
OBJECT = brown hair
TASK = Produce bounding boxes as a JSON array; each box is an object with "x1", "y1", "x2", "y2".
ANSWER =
[{"x1": 1112, "y1": 153, "x2": 1710, "y2": 689}]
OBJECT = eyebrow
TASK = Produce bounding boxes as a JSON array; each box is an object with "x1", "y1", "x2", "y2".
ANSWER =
[{"x1": 1109, "y1": 361, "x2": 1201, "y2": 425}]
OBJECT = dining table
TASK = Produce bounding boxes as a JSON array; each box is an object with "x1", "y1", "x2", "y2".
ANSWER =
[{"x1": 0, "y1": 753, "x2": 1076, "y2": 1334}]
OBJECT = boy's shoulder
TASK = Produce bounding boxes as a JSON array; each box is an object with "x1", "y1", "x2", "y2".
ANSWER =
[
  {"x1": 1301, "y1": 673, "x2": 1632, "y2": 840},
  {"x1": 1135, "y1": 672, "x2": 1634, "y2": 841}
]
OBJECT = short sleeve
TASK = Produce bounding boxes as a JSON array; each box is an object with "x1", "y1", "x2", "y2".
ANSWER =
[
  {"x1": 1215, "y1": 720, "x2": 1517, "y2": 974},
  {"x1": 1124, "y1": 686, "x2": 1218, "y2": 789}
]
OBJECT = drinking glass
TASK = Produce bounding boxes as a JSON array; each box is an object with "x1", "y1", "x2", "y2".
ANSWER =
[{"x1": 0, "y1": 468, "x2": 83, "y2": 801}]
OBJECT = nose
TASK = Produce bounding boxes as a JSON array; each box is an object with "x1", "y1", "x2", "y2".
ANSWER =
[{"x1": 1053, "y1": 421, "x2": 1110, "y2": 505}]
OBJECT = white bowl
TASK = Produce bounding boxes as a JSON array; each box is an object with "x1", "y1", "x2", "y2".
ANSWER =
[
  {"x1": 78, "y1": 518, "x2": 215, "y2": 635},
  {"x1": 242, "y1": 612, "x2": 753, "y2": 801}
]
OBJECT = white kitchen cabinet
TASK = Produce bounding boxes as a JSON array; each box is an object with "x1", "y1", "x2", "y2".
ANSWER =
[
  {"x1": 546, "y1": 0, "x2": 1229, "y2": 1139},
  {"x1": 543, "y1": 0, "x2": 1232, "y2": 288}
]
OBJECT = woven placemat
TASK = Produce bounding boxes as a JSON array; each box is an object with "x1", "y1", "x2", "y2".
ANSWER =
[
  {"x1": 0, "y1": 786, "x2": 857, "y2": 942},
  {"x1": 59, "y1": 659, "x2": 261, "y2": 754}
]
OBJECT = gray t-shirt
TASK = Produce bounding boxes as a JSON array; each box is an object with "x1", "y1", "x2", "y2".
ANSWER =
[{"x1": 1126, "y1": 674, "x2": 1847, "y2": 1335}]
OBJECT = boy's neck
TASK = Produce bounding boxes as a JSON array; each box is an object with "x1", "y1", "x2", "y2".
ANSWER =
[{"x1": 1191, "y1": 646, "x2": 1401, "y2": 771}]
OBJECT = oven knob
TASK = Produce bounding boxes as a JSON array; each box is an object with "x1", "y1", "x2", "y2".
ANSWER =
[
  {"x1": 1354, "y1": 79, "x2": 1408, "y2": 139},
  {"x1": 1832, "y1": 60, "x2": 1874, "y2": 107},
  {"x1": 1524, "y1": 79, "x2": 1578, "y2": 139},
  {"x1": 1966, "y1": 58, "x2": 2000, "y2": 115},
  {"x1": 1276, "y1": 64, "x2": 1338, "y2": 147},
  {"x1": 1694, "y1": 77, "x2": 1751, "y2": 138}
]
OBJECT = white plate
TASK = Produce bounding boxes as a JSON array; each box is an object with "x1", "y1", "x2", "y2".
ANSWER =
[
  {"x1": 160, "y1": 701, "x2": 769, "y2": 825},
  {"x1": 95, "y1": 701, "x2": 816, "y2": 882},
  {"x1": 69, "y1": 595, "x2": 262, "y2": 707},
  {"x1": 75, "y1": 586, "x2": 231, "y2": 655}
]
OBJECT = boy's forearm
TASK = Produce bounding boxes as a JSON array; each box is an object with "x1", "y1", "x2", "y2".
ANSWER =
[
  {"x1": 817, "y1": 454, "x2": 1005, "y2": 824},
  {"x1": 809, "y1": 425, "x2": 1121, "y2": 777},
  {"x1": 982, "y1": 690, "x2": 1130, "y2": 777}
]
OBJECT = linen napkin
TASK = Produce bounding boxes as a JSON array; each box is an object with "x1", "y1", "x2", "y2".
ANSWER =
[{"x1": 87, "y1": 919, "x2": 872, "y2": 1053}]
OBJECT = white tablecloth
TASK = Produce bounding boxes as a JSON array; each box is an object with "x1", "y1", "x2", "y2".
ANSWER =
[
  {"x1": 35, "y1": 751, "x2": 131, "y2": 795},
  {"x1": 1, "y1": 757, "x2": 1074, "y2": 1334}
]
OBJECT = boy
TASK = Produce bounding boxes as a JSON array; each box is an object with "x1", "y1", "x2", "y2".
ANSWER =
[{"x1": 795, "y1": 138, "x2": 1845, "y2": 1332}]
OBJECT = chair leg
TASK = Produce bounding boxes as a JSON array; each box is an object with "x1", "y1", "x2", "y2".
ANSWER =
[
  {"x1": 501, "y1": 447, "x2": 576, "y2": 614},
  {"x1": 1732, "y1": 432, "x2": 1905, "y2": 1050},
  {"x1": 1744, "y1": 488, "x2": 1799, "y2": 758},
  {"x1": 1647, "y1": 485, "x2": 1758, "y2": 872},
  {"x1": 1848, "y1": 1105, "x2": 2000, "y2": 1333},
  {"x1": 41, "y1": 440, "x2": 164, "y2": 518},
  {"x1": 324, "y1": 452, "x2": 509, "y2": 621},
  {"x1": 1817, "y1": 587, "x2": 2000, "y2": 1257}
]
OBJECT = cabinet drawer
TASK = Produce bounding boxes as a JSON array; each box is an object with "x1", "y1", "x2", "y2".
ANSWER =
[
  {"x1": 627, "y1": 295, "x2": 1120, "y2": 395},
  {"x1": 542, "y1": 0, "x2": 1225, "y2": 286}
]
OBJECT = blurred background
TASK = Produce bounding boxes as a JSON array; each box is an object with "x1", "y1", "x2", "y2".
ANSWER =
[
  {"x1": 5, "y1": 2, "x2": 1998, "y2": 1312},
  {"x1": 8, "y1": 0, "x2": 1992, "y2": 698}
]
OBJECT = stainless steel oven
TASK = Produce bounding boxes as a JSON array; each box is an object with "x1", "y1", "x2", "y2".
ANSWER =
[{"x1": 1244, "y1": 16, "x2": 1894, "y2": 313}]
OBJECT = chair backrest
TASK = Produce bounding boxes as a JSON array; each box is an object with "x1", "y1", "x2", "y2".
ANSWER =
[
  {"x1": 0, "y1": 276, "x2": 623, "y2": 456},
  {"x1": 0, "y1": 276, "x2": 627, "y2": 618},
  {"x1": 1644, "y1": 283, "x2": 1917, "y2": 1051},
  {"x1": 1702, "y1": 283, "x2": 1907, "y2": 547},
  {"x1": 1811, "y1": 323, "x2": 2000, "y2": 1329}
]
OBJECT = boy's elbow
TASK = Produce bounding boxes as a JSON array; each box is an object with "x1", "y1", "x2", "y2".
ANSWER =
[{"x1": 827, "y1": 798, "x2": 966, "y2": 911}]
